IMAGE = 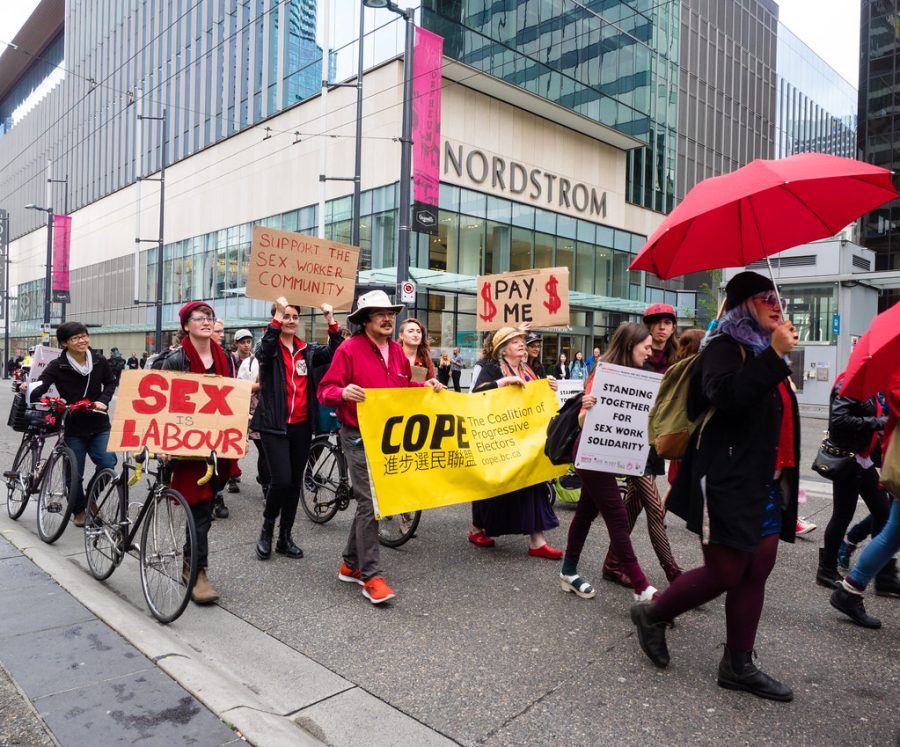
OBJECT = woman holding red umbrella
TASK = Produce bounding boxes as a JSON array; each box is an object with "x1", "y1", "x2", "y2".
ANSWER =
[{"x1": 630, "y1": 271, "x2": 801, "y2": 702}]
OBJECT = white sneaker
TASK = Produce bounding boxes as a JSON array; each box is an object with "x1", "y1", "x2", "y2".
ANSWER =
[
  {"x1": 633, "y1": 585, "x2": 659, "y2": 602},
  {"x1": 796, "y1": 517, "x2": 817, "y2": 536}
]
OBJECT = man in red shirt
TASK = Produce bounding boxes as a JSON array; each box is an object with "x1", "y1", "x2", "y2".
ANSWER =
[{"x1": 318, "y1": 290, "x2": 443, "y2": 604}]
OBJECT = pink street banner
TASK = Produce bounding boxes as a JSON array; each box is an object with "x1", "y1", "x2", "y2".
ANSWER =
[
  {"x1": 52, "y1": 214, "x2": 71, "y2": 303},
  {"x1": 411, "y1": 26, "x2": 443, "y2": 236}
]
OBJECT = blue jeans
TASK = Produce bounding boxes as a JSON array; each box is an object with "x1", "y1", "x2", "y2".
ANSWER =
[
  {"x1": 65, "y1": 431, "x2": 117, "y2": 514},
  {"x1": 848, "y1": 498, "x2": 900, "y2": 589}
]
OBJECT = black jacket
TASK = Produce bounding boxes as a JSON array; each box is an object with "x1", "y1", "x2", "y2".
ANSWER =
[
  {"x1": 160, "y1": 347, "x2": 236, "y2": 376},
  {"x1": 667, "y1": 335, "x2": 799, "y2": 552},
  {"x1": 828, "y1": 388, "x2": 886, "y2": 457},
  {"x1": 250, "y1": 323, "x2": 342, "y2": 436},
  {"x1": 30, "y1": 350, "x2": 117, "y2": 438}
]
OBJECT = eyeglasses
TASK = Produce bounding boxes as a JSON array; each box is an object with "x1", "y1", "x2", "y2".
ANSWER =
[
  {"x1": 188, "y1": 315, "x2": 215, "y2": 324},
  {"x1": 67, "y1": 334, "x2": 89, "y2": 343},
  {"x1": 753, "y1": 291, "x2": 786, "y2": 310},
  {"x1": 282, "y1": 314, "x2": 300, "y2": 321}
]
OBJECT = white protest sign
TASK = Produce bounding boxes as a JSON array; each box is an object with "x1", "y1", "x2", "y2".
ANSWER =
[
  {"x1": 555, "y1": 378, "x2": 584, "y2": 407},
  {"x1": 575, "y1": 362, "x2": 662, "y2": 476},
  {"x1": 28, "y1": 345, "x2": 61, "y2": 398}
]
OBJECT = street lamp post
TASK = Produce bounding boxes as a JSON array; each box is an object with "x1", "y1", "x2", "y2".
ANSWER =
[
  {"x1": 363, "y1": 0, "x2": 415, "y2": 322},
  {"x1": 24, "y1": 203, "x2": 54, "y2": 340}
]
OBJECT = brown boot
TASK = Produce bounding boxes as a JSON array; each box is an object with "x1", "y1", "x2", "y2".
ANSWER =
[
  {"x1": 601, "y1": 550, "x2": 631, "y2": 587},
  {"x1": 72, "y1": 511, "x2": 86, "y2": 528},
  {"x1": 191, "y1": 568, "x2": 219, "y2": 604}
]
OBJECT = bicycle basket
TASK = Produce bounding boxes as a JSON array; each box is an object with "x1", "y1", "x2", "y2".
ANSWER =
[{"x1": 8, "y1": 395, "x2": 57, "y2": 433}]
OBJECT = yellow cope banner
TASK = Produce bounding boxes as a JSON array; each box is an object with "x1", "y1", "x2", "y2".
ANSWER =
[{"x1": 357, "y1": 380, "x2": 567, "y2": 518}]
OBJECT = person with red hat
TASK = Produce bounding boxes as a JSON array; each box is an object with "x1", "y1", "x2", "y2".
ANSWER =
[
  {"x1": 602, "y1": 303, "x2": 683, "y2": 588},
  {"x1": 160, "y1": 300, "x2": 238, "y2": 605}
]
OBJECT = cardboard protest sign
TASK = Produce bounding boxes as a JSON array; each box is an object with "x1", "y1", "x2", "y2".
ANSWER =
[
  {"x1": 245, "y1": 226, "x2": 359, "y2": 310},
  {"x1": 476, "y1": 267, "x2": 569, "y2": 331},
  {"x1": 357, "y1": 381, "x2": 566, "y2": 517},
  {"x1": 108, "y1": 370, "x2": 253, "y2": 459},
  {"x1": 555, "y1": 378, "x2": 584, "y2": 407},
  {"x1": 575, "y1": 362, "x2": 662, "y2": 476}
]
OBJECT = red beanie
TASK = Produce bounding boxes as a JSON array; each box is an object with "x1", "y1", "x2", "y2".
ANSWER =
[{"x1": 178, "y1": 301, "x2": 214, "y2": 329}]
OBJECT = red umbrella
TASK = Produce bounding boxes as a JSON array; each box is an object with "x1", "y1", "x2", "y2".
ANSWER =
[
  {"x1": 839, "y1": 301, "x2": 900, "y2": 401},
  {"x1": 630, "y1": 153, "x2": 898, "y2": 280}
]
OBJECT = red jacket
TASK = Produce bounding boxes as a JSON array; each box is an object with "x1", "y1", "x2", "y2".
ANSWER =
[{"x1": 317, "y1": 333, "x2": 422, "y2": 429}]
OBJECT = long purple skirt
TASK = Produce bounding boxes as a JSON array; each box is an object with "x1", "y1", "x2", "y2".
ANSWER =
[{"x1": 472, "y1": 484, "x2": 559, "y2": 537}]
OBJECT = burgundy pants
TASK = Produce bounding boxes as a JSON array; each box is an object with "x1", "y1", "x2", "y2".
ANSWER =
[
  {"x1": 653, "y1": 534, "x2": 779, "y2": 651},
  {"x1": 566, "y1": 469, "x2": 648, "y2": 592}
]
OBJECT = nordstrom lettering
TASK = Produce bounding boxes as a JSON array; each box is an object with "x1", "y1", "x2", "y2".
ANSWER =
[{"x1": 443, "y1": 142, "x2": 607, "y2": 219}]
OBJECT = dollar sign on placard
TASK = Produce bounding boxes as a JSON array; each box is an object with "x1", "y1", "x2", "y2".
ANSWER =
[
  {"x1": 479, "y1": 281, "x2": 498, "y2": 322},
  {"x1": 543, "y1": 274, "x2": 561, "y2": 314}
]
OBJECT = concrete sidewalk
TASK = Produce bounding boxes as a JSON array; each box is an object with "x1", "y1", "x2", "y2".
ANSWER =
[{"x1": 0, "y1": 534, "x2": 239, "y2": 746}]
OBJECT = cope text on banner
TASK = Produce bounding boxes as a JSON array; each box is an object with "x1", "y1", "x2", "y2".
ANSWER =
[
  {"x1": 108, "y1": 370, "x2": 252, "y2": 459},
  {"x1": 575, "y1": 362, "x2": 662, "y2": 476},
  {"x1": 476, "y1": 267, "x2": 570, "y2": 331},
  {"x1": 357, "y1": 381, "x2": 566, "y2": 518},
  {"x1": 245, "y1": 226, "x2": 359, "y2": 310},
  {"x1": 411, "y1": 27, "x2": 443, "y2": 235}
]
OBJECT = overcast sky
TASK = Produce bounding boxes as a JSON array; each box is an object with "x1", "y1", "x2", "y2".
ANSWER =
[{"x1": 0, "y1": 1, "x2": 861, "y2": 95}]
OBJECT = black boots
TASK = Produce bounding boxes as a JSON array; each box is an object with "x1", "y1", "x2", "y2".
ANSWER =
[
  {"x1": 256, "y1": 519, "x2": 274, "y2": 560},
  {"x1": 275, "y1": 526, "x2": 304, "y2": 559},
  {"x1": 717, "y1": 646, "x2": 793, "y2": 702},
  {"x1": 816, "y1": 547, "x2": 843, "y2": 589},
  {"x1": 630, "y1": 602, "x2": 670, "y2": 668},
  {"x1": 874, "y1": 558, "x2": 900, "y2": 598},
  {"x1": 830, "y1": 585, "x2": 882, "y2": 628}
]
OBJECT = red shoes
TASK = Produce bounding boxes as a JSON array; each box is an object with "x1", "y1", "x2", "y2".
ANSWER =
[
  {"x1": 528, "y1": 543, "x2": 563, "y2": 560},
  {"x1": 468, "y1": 530, "x2": 495, "y2": 548}
]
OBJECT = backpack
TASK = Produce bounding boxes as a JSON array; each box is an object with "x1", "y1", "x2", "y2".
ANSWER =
[
  {"x1": 150, "y1": 349, "x2": 177, "y2": 370},
  {"x1": 544, "y1": 393, "x2": 584, "y2": 465},
  {"x1": 647, "y1": 345, "x2": 745, "y2": 459}
]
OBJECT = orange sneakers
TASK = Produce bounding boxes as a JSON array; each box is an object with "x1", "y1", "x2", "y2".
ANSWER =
[
  {"x1": 362, "y1": 576, "x2": 395, "y2": 604},
  {"x1": 338, "y1": 562, "x2": 363, "y2": 586}
]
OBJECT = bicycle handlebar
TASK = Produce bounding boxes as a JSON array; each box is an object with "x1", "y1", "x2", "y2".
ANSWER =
[
  {"x1": 38, "y1": 397, "x2": 98, "y2": 413},
  {"x1": 196, "y1": 451, "x2": 218, "y2": 487}
]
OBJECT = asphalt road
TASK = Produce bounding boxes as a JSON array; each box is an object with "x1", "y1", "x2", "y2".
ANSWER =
[{"x1": 1, "y1": 385, "x2": 897, "y2": 746}]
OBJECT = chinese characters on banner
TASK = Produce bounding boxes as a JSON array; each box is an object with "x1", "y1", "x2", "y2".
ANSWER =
[
  {"x1": 575, "y1": 362, "x2": 662, "y2": 476},
  {"x1": 476, "y1": 267, "x2": 570, "y2": 331},
  {"x1": 411, "y1": 27, "x2": 443, "y2": 235},
  {"x1": 108, "y1": 370, "x2": 252, "y2": 459},
  {"x1": 357, "y1": 382, "x2": 565, "y2": 518},
  {"x1": 244, "y1": 227, "x2": 359, "y2": 310}
]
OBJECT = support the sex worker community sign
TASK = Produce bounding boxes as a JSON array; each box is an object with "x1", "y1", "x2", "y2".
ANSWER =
[
  {"x1": 357, "y1": 382, "x2": 566, "y2": 517},
  {"x1": 575, "y1": 362, "x2": 662, "y2": 476},
  {"x1": 476, "y1": 267, "x2": 570, "y2": 331},
  {"x1": 245, "y1": 226, "x2": 359, "y2": 310},
  {"x1": 108, "y1": 371, "x2": 253, "y2": 459}
]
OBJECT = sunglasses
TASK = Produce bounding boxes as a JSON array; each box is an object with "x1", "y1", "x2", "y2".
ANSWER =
[{"x1": 753, "y1": 291, "x2": 786, "y2": 310}]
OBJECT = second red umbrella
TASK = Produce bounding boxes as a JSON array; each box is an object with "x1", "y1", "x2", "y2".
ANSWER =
[{"x1": 839, "y1": 301, "x2": 900, "y2": 401}]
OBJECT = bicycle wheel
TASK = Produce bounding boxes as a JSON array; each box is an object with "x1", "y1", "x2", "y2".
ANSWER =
[
  {"x1": 301, "y1": 437, "x2": 342, "y2": 524},
  {"x1": 36, "y1": 446, "x2": 77, "y2": 544},
  {"x1": 6, "y1": 436, "x2": 35, "y2": 520},
  {"x1": 139, "y1": 488, "x2": 197, "y2": 624},
  {"x1": 83, "y1": 469, "x2": 124, "y2": 581},
  {"x1": 378, "y1": 510, "x2": 421, "y2": 548}
]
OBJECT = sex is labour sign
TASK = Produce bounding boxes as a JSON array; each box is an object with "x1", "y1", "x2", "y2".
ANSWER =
[
  {"x1": 245, "y1": 226, "x2": 359, "y2": 310},
  {"x1": 476, "y1": 267, "x2": 570, "y2": 331},
  {"x1": 108, "y1": 370, "x2": 253, "y2": 459}
]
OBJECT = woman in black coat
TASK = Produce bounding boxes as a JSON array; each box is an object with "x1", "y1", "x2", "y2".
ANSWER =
[
  {"x1": 28, "y1": 322, "x2": 117, "y2": 527},
  {"x1": 630, "y1": 271, "x2": 800, "y2": 702},
  {"x1": 251, "y1": 298, "x2": 342, "y2": 561},
  {"x1": 815, "y1": 384, "x2": 893, "y2": 591}
]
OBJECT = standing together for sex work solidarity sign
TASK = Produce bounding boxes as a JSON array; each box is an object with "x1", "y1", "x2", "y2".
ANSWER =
[
  {"x1": 357, "y1": 382, "x2": 566, "y2": 518},
  {"x1": 575, "y1": 363, "x2": 662, "y2": 476},
  {"x1": 107, "y1": 371, "x2": 253, "y2": 459},
  {"x1": 476, "y1": 267, "x2": 570, "y2": 331},
  {"x1": 245, "y1": 226, "x2": 359, "y2": 310}
]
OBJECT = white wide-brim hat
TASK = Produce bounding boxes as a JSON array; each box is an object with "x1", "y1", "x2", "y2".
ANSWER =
[{"x1": 347, "y1": 289, "x2": 405, "y2": 325}]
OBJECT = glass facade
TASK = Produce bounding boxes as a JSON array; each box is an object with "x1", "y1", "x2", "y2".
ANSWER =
[
  {"x1": 421, "y1": 1, "x2": 680, "y2": 214},
  {"x1": 0, "y1": 32, "x2": 65, "y2": 136},
  {"x1": 775, "y1": 24, "x2": 856, "y2": 159},
  {"x1": 859, "y1": 0, "x2": 900, "y2": 285}
]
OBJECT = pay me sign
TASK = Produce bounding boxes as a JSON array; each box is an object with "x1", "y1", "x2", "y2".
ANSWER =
[
  {"x1": 245, "y1": 226, "x2": 359, "y2": 310},
  {"x1": 108, "y1": 371, "x2": 252, "y2": 459},
  {"x1": 476, "y1": 267, "x2": 569, "y2": 331}
]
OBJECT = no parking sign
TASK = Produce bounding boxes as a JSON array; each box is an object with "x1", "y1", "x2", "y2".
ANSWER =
[{"x1": 400, "y1": 280, "x2": 416, "y2": 304}]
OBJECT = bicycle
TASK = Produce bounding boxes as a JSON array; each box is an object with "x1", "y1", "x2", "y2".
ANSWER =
[
  {"x1": 5, "y1": 397, "x2": 92, "y2": 544},
  {"x1": 82, "y1": 447, "x2": 213, "y2": 624},
  {"x1": 301, "y1": 430, "x2": 421, "y2": 548}
]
